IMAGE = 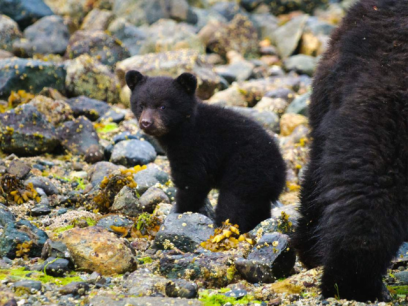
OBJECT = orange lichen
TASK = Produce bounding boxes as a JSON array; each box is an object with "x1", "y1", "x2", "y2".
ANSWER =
[
  {"x1": 0, "y1": 174, "x2": 40, "y2": 205},
  {"x1": 201, "y1": 220, "x2": 254, "y2": 252},
  {"x1": 15, "y1": 240, "x2": 33, "y2": 258}
]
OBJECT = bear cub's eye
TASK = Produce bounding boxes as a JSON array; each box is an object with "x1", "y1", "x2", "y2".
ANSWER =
[{"x1": 159, "y1": 105, "x2": 166, "y2": 110}]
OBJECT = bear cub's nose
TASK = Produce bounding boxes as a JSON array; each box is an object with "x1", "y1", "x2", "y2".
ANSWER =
[{"x1": 141, "y1": 119, "x2": 152, "y2": 129}]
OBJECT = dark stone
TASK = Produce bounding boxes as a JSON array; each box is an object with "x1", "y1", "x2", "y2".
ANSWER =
[
  {"x1": 13, "y1": 15, "x2": 70, "y2": 56},
  {"x1": 66, "y1": 96, "x2": 111, "y2": 121},
  {"x1": 110, "y1": 186, "x2": 142, "y2": 217},
  {"x1": 0, "y1": 219, "x2": 48, "y2": 259},
  {"x1": 0, "y1": 58, "x2": 66, "y2": 99},
  {"x1": 12, "y1": 280, "x2": 42, "y2": 293},
  {"x1": 0, "y1": 0, "x2": 53, "y2": 30},
  {"x1": 30, "y1": 202, "x2": 52, "y2": 216},
  {"x1": 108, "y1": 18, "x2": 147, "y2": 56},
  {"x1": 110, "y1": 139, "x2": 156, "y2": 167},
  {"x1": 154, "y1": 213, "x2": 214, "y2": 252},
  {"x1": 139, "y1": 187, "x2": 169, "y2": 213},
  {"x1": 0, "y1": 104, "x2": 59, "y2": 155},
  {"x1": 235, "y1": 233, "x2": 295, "y2": 283},
  {"x1": 99, "y1": 109, "x2": 126, "y2": 123},
  {"x1": 224, "y1": 289, "x2": 247, "y2": 299},
  {"x1": 96, "y1": 215, "x2": 134, "y2": 233},
  {"x1": 59, "y1": 282, "x2": 89, "y2": 296},
  {"x1": 265, "y1": 88, "x2": 296, "y2": 103},
  {"x1": 0, "y1": 203, "x2": 15, "y2": 227},
  {"x1": 211, "y1": 2, "x2": 245, "y2": 21},
  {"x1": 135, "y1": 131, "x2": 165, "y2": 155},
  {"x1": 41, "y1": 257, "x2": 71, "y2": 277},
  {"x1": 65, "y1": 30, "x2": 130, "y2": 67},
  {"x1": 165, "y1": 279, "x2": 198, "y2": 299},
  {"x1": 41, "y1": 240, "x2": 70, "y2": 260},
  {"x1": 25, "y1": 176, "x2": 58, "y2": 195},
  {"x1": 112, "y1": 132, "x2": 139, "y2": 144},
  {"x1": 285, "y1": 92, "x2": 311, "y2": 116},
  {"x1": 57, "y1": 116, "x2": 104, "y2": 163},
  {"x1": 88, "y1": 161, "x2": 123, "y2": 187},
  {"x1": 7, "y1": 160, "x2": 31, "y2": 179}
]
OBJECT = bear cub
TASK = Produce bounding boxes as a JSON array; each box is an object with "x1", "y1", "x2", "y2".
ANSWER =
[{"x1": 126, "y1": 71, "x2": 286, "y2": 232}]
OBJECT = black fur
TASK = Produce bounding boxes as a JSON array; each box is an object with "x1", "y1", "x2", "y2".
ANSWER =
[
  {"x1": 126, "y1": 71, "x2": 286, "y2": 233},
  {"x1": 292, "y1": 0, "x2": 408, "y2": 302}
]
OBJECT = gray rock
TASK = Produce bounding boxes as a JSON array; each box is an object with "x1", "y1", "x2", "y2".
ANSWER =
[
  {"x1": 235, "y1": 233, "x2": 296, "y2": 283},
  {"x1": 169, "y1": 198, "x2": 215, "y2": 221},
  {"x1": 88, "y1": 161, "x2": 124, "y2": 187},
  {"x1": 0, "y1": 0, "x2": 53, "y2": 30},
  {"x1": 0, "y1": 219, "x2": 48, "y2": 259},
  {"x1": 59, "y1": 282, "x2": 89, "y2": 296},
  {"x1": 394, "y1": 242, "x2": 408, "y2": 264},
  {"x1": 154, "y1": 213, "x2": 214, "y2": 252},
  {"x1": 66, "y1": 96, "x2": 111, "y2": 121},
  {"x1": 285, "y1": 91, "x2": 311, "y2": 116},
  {"x1": 7, "y1": 160, "x2": 31, "y2": 179},
  {"x1": 30, "y1": 202, "x2": 52, "y2": 216},
  {"x1": 273, "y1": 14, "x2": 308, "y2": 59},
  {"x1": 90, "y1": 296, "x2": 203, "y2": 306},
  {"x1": 25, "y1": 176, "x2": 58, "y2": 195},
  {"x1": 0, "y1": 105, "x2": 60, "y2": 155},
  {"x1": 80, "y1": 8, "x2": 114, "y2": 31},
  {"x1": 124, "y1": 269, "x2": 169, "y2": 296},
  {"x1": 13, "y1": 280, "x2": 42, "y2": 294},
  {"x1": 0, "y1": 203, "x2": 15, "y2": 227},
  {"x1": 0, "y1": 14, "x2": 22, "y2": 52},
  {"x1": 139, "y1": 187, "x2": 169, "y2": 213},
  {"x1": 215, "y1": 60, "x2": 254, "y2": 83},
  {"x1": 165, "y1": 279, "x2": 198, "y2": 299},
  {"x1": 211, "y1": 2, "x2": 245, "y2": 21},
  {"x1": 284, "y1": 54, "x2": 318, "y2": 76},
  {"x1": 0, "y1": 58, "x2": 66, "y2": 99},
  {"x1": 133, "y1": 165, "x2": 170, "y2": 194},
  {"x1": 249, "y1": 13, "x2": 279, "y2": 41},
  {"x1": 394, "y1": 271, "x2": 408, "y2": 285},
  {"x1": 111, "y1": 186, "x2": 141, "y2": 217},
  {"x1": 13, "y1": 15, "x2": 70, "y2": 56},
  {"x1": 264, "y1": 88, "x2": 296, "y2": 103},
  {"x1": 96, "y1": 215, "x2": 134, "y2": 233},
  {"x1": 110, "y1": 140, "x2": 156, "y2": 167},
  {"x1": 253, "y1": 97, "x2": 289, "y2": 117},
  {"x1": 108, "y1": 18, "x2": 147, "y2": 56},
  {"x1": 65, "y1": 30, "x2": 130, "y2": 67},
  {"x1": 41, "y1": 240, "x2": 71, "y2": 260},
  {"x1": 41, "y1": 257, "x2": 71, "y2": 277},
  {"x1": 57, "y1": 116, "x2": 104, "y2": 164},
  {"x1": 227, "y1": 106, "x2": 280, "y2": 133}
]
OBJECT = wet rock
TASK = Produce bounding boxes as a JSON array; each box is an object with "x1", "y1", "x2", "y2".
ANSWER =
[
  {"x1": 284, "y1": 55, "x2": 317, "y2": 77},
  {"x1": 41, "y1": 240, "x2": 71, "y2": 260},
  {"x1": 198, "y1": 14, "x2": 258, "y2": 58},
  {"x1": 154, "y1": 213, "x2": 214, "y2": 252},
  {"x1": 13, "y1": 15, "x2": 70, "y2": 57},
  {"x1": 57, "y1": 116, "x2": 104, "y2": 163},
  {"x1": 235, "y1": 233, "x2": 295, "y2": 283},
  {"x1": 0, "y1": 0, "x2": 53, "y2": 30},
  {"x1": 25, "y1": 176, "x2": 58, "y2": 195},
  {"x1": 12, "y1": 280, "x2": 42, "y2": 294},
  {"x1": 0, "y1": 58, "x2": 66, "y2": 99},
  {"x1": 59, "y1": 282, "x2": 89, "y2": 296},
  {"x1": 96, "y1": 215, "x2": 134, "y2": 233},
  {"x1": 30, "y1": 202, "x2": 52, "y2": 216},
  {"x1": 28, "y1": 95, "x2": 73, "y2": 126},
  {"x1": 133, "y1": 166, "x2": 169, "y2": 194},
  {"x1": 139, "y1": 187, "x2": 170, "y2": 213},
  {"x1": 116, "y1": 49, "x2": 221, "y2": 101},
  {"x1": 107, "y1": 18, "x2": 147, "y2": 56},
  {"x1": 394, "y1": 242, "x2": 408, "y2": 264},
  {"x1": 65, "y1": 30, "x2": 130, "y2": 68},
  {"x1": 280, "y1": 113, "x2": 308, "y2": 136},
  {"x1": 111, "y1": 186, "x2": 141, "y2": 217},
  {"x1": 285, "y1": 91, "x2": 311, "y2": 116},
  {"x1": 135, "y1": 131, "x2": 165, "y2": 155},
  {"x1": 55, "y1": 226, "x2": 137, "y2": 275},
  {"x1": 160, "y1": 251, "x2": 233, "y2": 287},
  {"x1": 90, "y1": 295, "x2": 203, "y2": 306},
  {"x1": 99, "y1": 108, "x2": 126, "y2": 124},
  {"x1": 0, "y1": 203, "x2": 15, "y2": 226},
  {"x1": 0, "y1": 14, "x2": 22, "y2": 52},
  {"x1": 88, "y1": 161, "x2": 123, "y2": 187},
  {"x1": 124, "y1": 269, "x2": 169, "y2": 296},
  {"x1": 41, "y1": 257, "x2": 71, "y2": 277},
  {"x1": 66, "y1": 96, "x2": 111, "y2": 121},
  {"x1": 80, "y1": 8, "x2": 114, "y2": 31},
  {"x1": 0, "y1": 104, "x2": 59, "y2": 155},
  {"x1": 166, "y1": 279, "x2": 198, "y2": 299},
  {"x1": 65, "y1": 54, "x2": 121, "y2": 104},
  {"x1": 7, "y1": 160, "x2": 31, "y2": 179},
  {"x1": 110, "y1": 139, "x2": 156, "y2": 167},
  {"x1": 141, "y1": 19, "x2": 204, "y2": 55},
  {"x1": 273, "y1": 15, "x2": 308, "y2": 59},
  {"x1": 227, "y1": 106, "x2": 280, "y2": 133},
  {"x1": 0, "y1": 219, "x2": 48, "y2": 259}
]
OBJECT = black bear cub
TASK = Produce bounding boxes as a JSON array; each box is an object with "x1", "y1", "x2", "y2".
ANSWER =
[
  {"x1": 292, "y1": 0, "x2": 408, "y2": 302},
  {"x1": 126, "y1": 70, "x2": 286, "y2": 232}
]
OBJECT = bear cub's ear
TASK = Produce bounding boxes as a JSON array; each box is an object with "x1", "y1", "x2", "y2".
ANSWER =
[
  {"x1": 126, "y1": 70, "x2": 145, "y2": 91},
  {"x1": 175, "y1": 73, "x2": 197, "y2": 95}
]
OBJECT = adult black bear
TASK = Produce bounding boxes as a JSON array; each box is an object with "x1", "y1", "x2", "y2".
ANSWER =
[
  {"x1": 125, "y1": 71, "x2": 286, "y2": 233},
  {"x1": 292, "y1": 0, "x2": 408, "y2": 302}
]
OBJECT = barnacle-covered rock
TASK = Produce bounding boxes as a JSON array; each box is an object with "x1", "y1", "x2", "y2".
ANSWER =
[
  {"x1": 65, "y1": 54, "x2": 121, "y2": 104},
  {"x1": 28, "y1": 95, "x2": 73, "y2": 126},
  {"x1": 0, "y1": 14, "x2": 22, "y2": 52},
  {"x1": 0, "y1": 58, "x2": 66, "y2": 99},
  {"x1": 65, "y1": 30, "x2": 130, "y2": 67},
  {"x1": 0, "y1": 104, "x2": 59, "y2": 155},
  {"x1": 66, "y1": 96, "x2": 111, "y2": 121}
]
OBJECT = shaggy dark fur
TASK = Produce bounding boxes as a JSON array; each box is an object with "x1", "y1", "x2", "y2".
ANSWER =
[
  {"x1": 126, "y1": 71, "x2": 286, "y2": 233},
  {"x1": 292, "y1": 0, "x2": 408, "y2": 302}
]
